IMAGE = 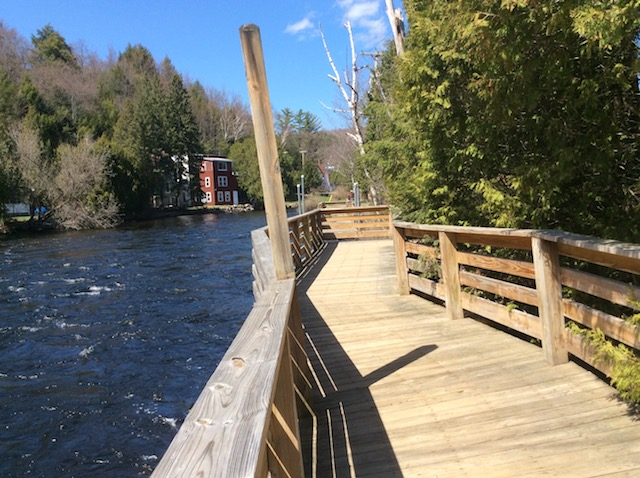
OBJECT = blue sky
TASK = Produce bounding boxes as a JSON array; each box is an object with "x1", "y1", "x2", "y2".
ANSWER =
[{"x1": 1, "y1": 0, "x2": 404, "y2": 129}]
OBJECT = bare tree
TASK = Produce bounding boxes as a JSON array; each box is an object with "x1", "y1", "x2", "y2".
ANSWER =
[
  {"x1": 51, "y1": 139, "x2": 120, "y2": 229},
  {"x1": 320, "y1": 21, "x2": 381, "y2": 205},
  {"x1": 215, "y1": 90, "x2": 251, "y2": 144},
  {"x1": 0, "y1": 21, "x2": 29, "y2": 82},
  {"x1": 317, "y1": 129, "x2": 359, "y2": 183},
  {"x1": 385, "y1": 0, "x2": 405, "y2": 57},
  {"x1": 9, "y1": 123, "x2": 49, "y2": 199},
  {"x1": 10, "y1": 124, "x2": 119, "y2": 229}
]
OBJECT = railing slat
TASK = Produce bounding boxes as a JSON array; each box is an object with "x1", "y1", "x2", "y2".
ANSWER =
[
  {"x1": 459, "y1": 270, "x2": 540, "y2": 307},
  {"x1": 457, "y1": 251, "x2": 536, "y2": 279}
]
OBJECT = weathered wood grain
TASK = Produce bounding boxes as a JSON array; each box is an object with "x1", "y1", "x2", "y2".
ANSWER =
[
  {"x1": 461, "y1": 291, "x2": 542, "y2": 339},
  {"x1": 459, "y1": 269, "x2": 540, "y2": 307},
  {"x1": 439, "y1": 231, "x2": 463, "y2": 320},
  {"x1": 408, "y1": 274, "x2": 446, "y2": 300},
  {"x1": 564, "y1": 299, "x2": 640, "y2": 349},
  {"x1": 240, "y1": 25, "x2": 294, "y2": 280},
  {"x1": 392, "y1": 225, "x2": 410, "y2": 295},
  {"x1": 251, "y1": 228, "x2": 275, "y2": 300},
  {"x1": 152, "y1": 279, "x2": 296, "y2": 478},
  {"x1": 560, "y1": 266, "x2": 640, "y2": 309},
  {"x1": 405, "y1": 242, "x2": 438, "y2": 259},
  {"x1": 457, "y1": 251, "x2": 536, "y2": 279}
]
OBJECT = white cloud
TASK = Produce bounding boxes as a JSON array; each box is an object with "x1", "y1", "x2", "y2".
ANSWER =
[
  {"x1": 344, "y1": 1, "x2": 379, "y2": 23},
  {"x1": 353, "y1": 17, "x2": 387, "y2": 48},
  {"x1": 285, "y1": 15, "x2": 315, "y2": 35},
  {"x1": 336, "y1": 0, "x2": 387, "y2": 48}
]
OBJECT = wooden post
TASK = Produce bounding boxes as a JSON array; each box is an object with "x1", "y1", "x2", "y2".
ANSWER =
[
  {"x1": 439, "y1": 232, "x2": 464, "y2": 320},
  {"x1": 532, "y1": 237, "x2": 569, "y2": 365},
  {"x1": 393, "y1": 225, "x2": 410, "y2": 295},
  {"x1": 240, "y1": 25, "x2": 294, "y2": 280}
]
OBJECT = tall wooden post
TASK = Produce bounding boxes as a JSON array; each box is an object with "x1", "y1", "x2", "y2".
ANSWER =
[{"x1": 240, "y1": 24, "x2": 294, "y2": 280}]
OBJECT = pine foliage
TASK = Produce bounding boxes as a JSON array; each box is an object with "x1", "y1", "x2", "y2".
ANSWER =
[{"x1": 380, "y1": 0, "x2": 640, "y2": 241}]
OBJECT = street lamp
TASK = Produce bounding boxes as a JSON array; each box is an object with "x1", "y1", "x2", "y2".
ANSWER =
[{"x1": 300, "y1": 151, "x2": 307, "y2": 214}]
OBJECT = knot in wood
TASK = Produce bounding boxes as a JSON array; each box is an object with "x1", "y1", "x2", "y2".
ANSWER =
[{"x1": 231, "y1": 357, "x2": 246, "y2": 367}]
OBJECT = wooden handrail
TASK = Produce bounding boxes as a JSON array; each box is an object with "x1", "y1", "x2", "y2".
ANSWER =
[
  {"x1": 153, "y1": 224, "x2": 314, "y2": 477},
  {"x1": 393, "y1": 221, "x2": 640, "y2": 375},
  {"x1": 151, "y1": 278, "x2": 303, "y2": 477}
]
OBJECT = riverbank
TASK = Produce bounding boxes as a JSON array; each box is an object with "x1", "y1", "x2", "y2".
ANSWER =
[{"x1": 1, "y1": 204, "x2": 255, "y2": 237}]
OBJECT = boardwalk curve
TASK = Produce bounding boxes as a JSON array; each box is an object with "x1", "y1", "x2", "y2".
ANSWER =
[{"x1": 299, "y1": 240, "x2": 640, "y2": 477}]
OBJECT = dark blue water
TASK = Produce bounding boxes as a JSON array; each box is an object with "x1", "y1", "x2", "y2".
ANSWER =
[{"x1": 0, "y1": 212, "x2": 266, "y2": 477}]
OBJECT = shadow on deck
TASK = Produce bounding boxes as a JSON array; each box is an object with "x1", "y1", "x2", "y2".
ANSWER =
[
  {"x1": 297, "y1": 242, "x2": 436, "y2": 477},
  {"x1": 296, "y1": 240, "x2": 640, "y2": 478}
]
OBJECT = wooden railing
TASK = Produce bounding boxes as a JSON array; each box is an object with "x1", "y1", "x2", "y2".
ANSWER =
[
  {"x1": 256, "y1": 206, "x2": 391, "y2": 292},
  {"x1": 152, "y1": 205, "x2": 391, "y2": 477},
  {"x1": 152, "y1": 227, "x2": 312, "y2": 477},
  {"x1": 393, "y1": 222, "x2": 640, "y2": 374},
  {"x1": 320, "y1": 205, "x2": 391, "y2": 240}
]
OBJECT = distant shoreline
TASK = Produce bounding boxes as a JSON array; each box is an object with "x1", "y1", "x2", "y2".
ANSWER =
[{"x1": 1, "y1": 204, "x2": 256, "y2": 237}]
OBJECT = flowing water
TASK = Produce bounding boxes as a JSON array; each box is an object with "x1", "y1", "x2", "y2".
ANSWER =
[{"x1": 0, "y1": 212, "x2": 266, "y2": 477}]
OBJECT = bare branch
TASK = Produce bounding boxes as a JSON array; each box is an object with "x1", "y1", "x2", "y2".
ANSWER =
[
  {"x1": 319, "y1": 22, "x2": 352, "y2": 111},
  {"x1": 319, "y1": 100, "x2": 350, "y2": 114}
]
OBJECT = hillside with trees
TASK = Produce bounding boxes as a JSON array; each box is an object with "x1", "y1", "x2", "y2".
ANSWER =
[
  {"x1": 363, "y1": 0, "x2": 640, "y2": 242},
  {"x1": 0, "y1": 22, "x2": 337, "y2": 231}
]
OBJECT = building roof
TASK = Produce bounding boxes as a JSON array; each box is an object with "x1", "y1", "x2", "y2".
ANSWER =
[{"x1": 202, "y1": 156, "x2": 233, "y2": 163}]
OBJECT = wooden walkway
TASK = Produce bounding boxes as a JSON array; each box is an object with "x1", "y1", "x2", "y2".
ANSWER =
[{"x1": 298, "y1": 240, "x2": 640, "y2": 477}]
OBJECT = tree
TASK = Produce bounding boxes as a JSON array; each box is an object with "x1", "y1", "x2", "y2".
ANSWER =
[
  {"x1": 0, "y1": 21, "x2": 29, "y2": 81},
  {"x1": 9, "y1": 124, "x2": 118, "y2": 229},
  {"x1": 385, "y1": 0, "x2": 640, "y2": 241},
  {"x1": 50, "y1": 138, "x2": 119, "y2": 229},
  {"x1": 164, "y1": 73, "x2": 202, "y2": 204},
  {"x1": 31, "y1": 24, "x2": 77, "y2": 66},
  {"x1": 229, "y1": 136, "x2": 262, "y2": 204},
  {"x1": 321, "y1": 22, "x2": 382, "y2": 204}
]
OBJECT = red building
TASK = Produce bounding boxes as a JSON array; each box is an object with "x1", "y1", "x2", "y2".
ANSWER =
[{"x1": 199, "y1": 157, "x2": 240, "y2": 206}]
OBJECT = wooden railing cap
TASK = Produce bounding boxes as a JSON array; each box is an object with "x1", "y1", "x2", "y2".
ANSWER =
[
  {"x1": 532, "y1": 229, "x2": 640, "y2": 260},
  {"x1": 393, "y1": 221, "x2": 535, "y2": 237}
]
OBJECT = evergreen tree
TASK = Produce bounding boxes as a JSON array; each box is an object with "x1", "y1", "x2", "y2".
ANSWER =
[
  {"x1": 31, "y1": 24, "x2": 77, "y2": 66},
  {"x1": 385, "y1": 0, "x2": 640, "y2": 241}
]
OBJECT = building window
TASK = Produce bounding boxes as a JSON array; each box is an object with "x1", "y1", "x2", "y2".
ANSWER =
[
  {"x1": 205, "y1": 192, "x2": 212, "y2": 203},
  {"x1": 218, "y1": 176, "x2": 228, "y2": 188},
  {"x1": 217, "y1": 191, "x2": 224, "y2": 203},
  {"x1": 205, "y1": 176, "x2": 211, "y2": 188},
  {"x1": 224, "y1": 191, "x2": 231, "y2": 203},
  {"x1": 217, "y1": 162, "x2": 228, "y2": 171}
]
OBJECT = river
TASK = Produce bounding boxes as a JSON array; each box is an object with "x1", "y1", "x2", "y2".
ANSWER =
[{"x1": 0, "y1": 212, "x2": 266, "y2": 477}]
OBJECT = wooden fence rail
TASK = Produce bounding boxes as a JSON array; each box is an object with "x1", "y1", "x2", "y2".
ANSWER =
[
  {"x1": 320, "y1": 205, "x2": 391, "y2": 240},
  {"x1": 393, "y1": 221, "x2": 640, "y2": 376},
  {"x1": 153, "y1": 222, "x2": 316, "y2": 478}
]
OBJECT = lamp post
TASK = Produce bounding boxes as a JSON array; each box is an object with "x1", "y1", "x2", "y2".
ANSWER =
[
  {"x1": 300, "y1": 150, "x2": 307, "y2": 172},
  {"x1": 300, "y1": 150, "x2": 307, "y2": 214}
]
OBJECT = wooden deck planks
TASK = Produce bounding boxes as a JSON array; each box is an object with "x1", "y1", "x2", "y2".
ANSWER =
[{"x1": 298, "y1": 240, "x2": 640, "y2": 477}]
